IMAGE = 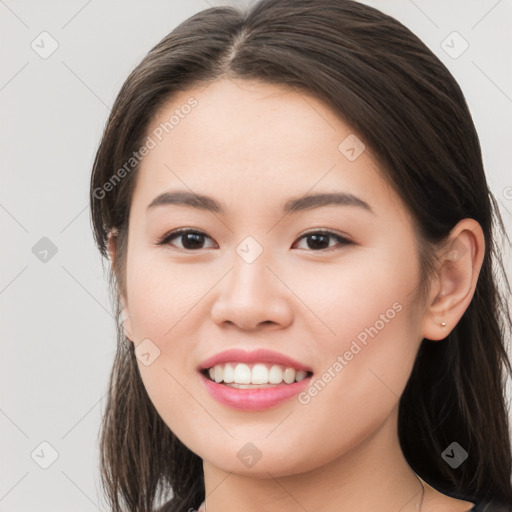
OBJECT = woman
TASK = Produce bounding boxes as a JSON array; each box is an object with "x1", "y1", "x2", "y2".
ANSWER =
[{"x1": 90, "y1": 0, "x2": 512, "y2": 510}]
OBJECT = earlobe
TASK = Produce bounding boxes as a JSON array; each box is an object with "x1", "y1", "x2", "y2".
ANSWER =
[
  {"x1": 107, "y1": 228, "x2": 134, "y2": 342},
  {"x1": 421, "y1": 219, "x2": 485, "y2": 341},
  {"x1": 120, "y1": 305, "x2": 135, "y2": 342},
  {"x1": 107, "y1": 228, "x2": 119, "y2": 265}
]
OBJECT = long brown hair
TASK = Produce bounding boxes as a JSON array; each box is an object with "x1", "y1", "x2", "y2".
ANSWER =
[{"x1": 89, "y1": 1, "x2": 512, "y2": 510}]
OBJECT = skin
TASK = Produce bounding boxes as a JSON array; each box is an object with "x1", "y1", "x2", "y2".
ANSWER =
[{"x1": 109, "y1": 78, "x2": 484, "y2": 512}]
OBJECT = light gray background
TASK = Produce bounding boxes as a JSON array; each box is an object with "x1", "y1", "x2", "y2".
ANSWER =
[{"x1": 1, "y1": 1, "x2": 511, "y2": 510}]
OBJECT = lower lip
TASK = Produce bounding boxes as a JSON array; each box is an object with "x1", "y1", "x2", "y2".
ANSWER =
[{"x1": 199, "y1": 372, "x2": 311, "y2": 411}]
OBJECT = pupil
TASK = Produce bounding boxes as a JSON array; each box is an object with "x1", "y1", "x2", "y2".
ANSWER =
[
  {"x1": 183, "y1": 232, "x2": 204, "y2": 249},
  {"x1": 308, "y1": 234, "x2": 328, "y2": 250}
]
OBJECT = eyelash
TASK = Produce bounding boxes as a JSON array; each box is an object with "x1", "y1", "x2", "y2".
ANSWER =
[{"x1": 156, "y1": 228, "x2": 353, "y2": 252}]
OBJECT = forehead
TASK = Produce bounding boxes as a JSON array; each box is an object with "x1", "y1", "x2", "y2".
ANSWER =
[
  {"x1": 148, "y1": 78, "x2": 347, "y2": 160},
  {"x1": 132, "y1": 78, "x2": 403, "y2": 220}
]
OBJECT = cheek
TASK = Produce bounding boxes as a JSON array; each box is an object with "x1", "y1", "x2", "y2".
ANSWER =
[
  {"x1": 295, "y1": 247, "x2": 422, "y2": 413},
  {"x1": 282, "y1": 262, "x2": 421, "y2": 470},
  {"x1": 123, "y1": 255, "x2": 207, "y2": 446},
  {"x1": 125, "y1": 250, "x2": 203, "y2": 341},
  {"x1": 123, "y1": 249, "x2": 216, "y2": 409},
  {"x1": 294, "y1": 243, "x2": 420, "y2": 350}
]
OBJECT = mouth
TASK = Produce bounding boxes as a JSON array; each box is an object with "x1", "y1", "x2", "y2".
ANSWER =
[
  {"x1": 198, "y1": 362, "x2": 314, "y2": 411},
  {"x1": 200, "y1": 362, "x2": 313, "y2": 388}
]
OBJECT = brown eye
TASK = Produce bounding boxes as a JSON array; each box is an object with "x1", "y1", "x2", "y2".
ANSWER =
[
  {"x1": 293, "y1": 231, "x2": 352, "y2": 251},
  {"x1": 157, "y1": 229, "x2": 217, "y2": 250}
]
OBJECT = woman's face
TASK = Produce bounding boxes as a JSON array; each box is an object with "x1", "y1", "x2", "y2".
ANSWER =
[{"x1": 120, "y1": 78, "x2": 427, "y2": 475}]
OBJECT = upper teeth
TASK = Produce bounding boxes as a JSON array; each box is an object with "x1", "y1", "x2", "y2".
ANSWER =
[{"x1": 207, "y1": 363, "x2": 309, "y2": 385}]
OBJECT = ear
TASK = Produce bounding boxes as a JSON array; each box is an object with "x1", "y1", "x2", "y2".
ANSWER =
[
  {"x1": 421, "y1": 219, "x2": 485, "y2": 341},
  {"x1": 107, "y1": 229, "x2": 134, "y2": 342}
]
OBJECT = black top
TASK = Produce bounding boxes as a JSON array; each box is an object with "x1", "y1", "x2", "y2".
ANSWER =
[
  {"x1": 441, "y1": 486, "x2": 512, "y2": 512},
  {"x1": 468, "y1": 498, "x2": 512, "y2": 511}
]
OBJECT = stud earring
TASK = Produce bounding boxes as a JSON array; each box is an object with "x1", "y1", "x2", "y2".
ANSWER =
[{"x1": 441, "y1": 321, "x2": 447, "y2": 328}]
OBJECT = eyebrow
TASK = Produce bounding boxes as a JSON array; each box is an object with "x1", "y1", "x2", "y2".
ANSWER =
[{"x1": 147, "y1": 190, "x2": 374, "y2": 215}]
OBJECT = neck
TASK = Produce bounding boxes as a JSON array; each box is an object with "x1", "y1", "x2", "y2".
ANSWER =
[{"x1": 202, "y1": 406, "x2": 424, "y2": 512}]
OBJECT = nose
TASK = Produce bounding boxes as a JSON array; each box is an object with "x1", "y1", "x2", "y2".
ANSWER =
[{"x1": 210, "y1": 250, "x2": 294, "y2": 332}]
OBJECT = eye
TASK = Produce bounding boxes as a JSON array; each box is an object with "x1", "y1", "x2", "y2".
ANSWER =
[
  {"x1": 292, "y1": 230, "x2": 352, "y2": 251},
  {"x1": 156, "y1": 228, "x2": 352, "y2": 252},
  {"x1": 156, "y1": 229, "x2": 217, "y2": 250}
]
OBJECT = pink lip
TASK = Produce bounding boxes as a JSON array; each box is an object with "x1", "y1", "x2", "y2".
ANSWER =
[
  {"x1": 199, "y1": 373, "x2": 312, "y2": 411},
  {"x1": 198, "y1": 348, "x2": 313, "y2": 372},
  {"x1": 197, "y1": 348, "x2": 313, "y2": 411}
]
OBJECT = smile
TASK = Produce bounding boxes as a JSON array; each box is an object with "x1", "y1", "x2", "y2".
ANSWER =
[
  {"x1": 202, "y1": 362, "x2": 312, "y2": 387},
  {"x1": 199, "y1": 364, "x2": 314, "y2": 411}
]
